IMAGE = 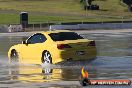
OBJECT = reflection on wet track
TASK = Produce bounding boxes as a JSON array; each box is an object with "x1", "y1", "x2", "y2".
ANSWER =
[{"x1": 0, "y1": 32, "x2": 132, "y2": 87}]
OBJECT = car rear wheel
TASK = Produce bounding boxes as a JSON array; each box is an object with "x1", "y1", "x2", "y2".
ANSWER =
[
  {"x1": 10, "y1": 50, "x2": 19, "y2": 62},
  {"x1": 42, "y1": 68, "x2": 53, "y2": 74},
  {"x1": 42, "y1": 50, "x2": 52, "y2": 64}
]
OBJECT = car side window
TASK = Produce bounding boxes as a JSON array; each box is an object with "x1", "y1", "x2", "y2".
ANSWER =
[{"x1": 27, "y1": 33, "x2": 46, "y2": 44}]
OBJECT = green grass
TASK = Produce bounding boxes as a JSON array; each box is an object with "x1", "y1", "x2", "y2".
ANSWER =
[{"x1": 0, "y1": 0, "x2": 131, "y2": 24}]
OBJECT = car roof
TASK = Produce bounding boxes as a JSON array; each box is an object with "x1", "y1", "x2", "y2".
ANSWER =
[{"x1": 38, "y1": 30, "x2": 73, "y2": 35}]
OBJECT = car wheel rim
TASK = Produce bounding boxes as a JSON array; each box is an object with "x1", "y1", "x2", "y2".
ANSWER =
[
  {"x1": 44, "y1": 68, "x2": 51, "y2": 74},
  {"x1": 43, "y1": 51, "x2": 51, "y2": 64},
  {"x1": 11, "y1": 51, "x2": 18, "y2": 62}
]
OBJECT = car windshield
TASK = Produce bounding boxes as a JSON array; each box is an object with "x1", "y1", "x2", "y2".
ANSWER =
[{"x1": 49, "y1": 32, "x2": 84, "y2": 41}]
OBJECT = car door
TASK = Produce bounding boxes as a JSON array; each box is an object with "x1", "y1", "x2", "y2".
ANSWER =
[{"x1": 22, "y1": 33, "x2": 47, "y2": 64}]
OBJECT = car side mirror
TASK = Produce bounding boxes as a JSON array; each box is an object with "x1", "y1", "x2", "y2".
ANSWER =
[
  {"x1": 22, "y1": 41, "x2": 28, "y2": 45},
  {"x1": 22, "y1": 41, "x2": 26, "y2": 44}
]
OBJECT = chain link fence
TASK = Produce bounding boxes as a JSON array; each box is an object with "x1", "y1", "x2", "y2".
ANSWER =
[
  {"x1": 1, "y1": 15, "x2": 132, "y2": 32},
  {"x1": 23, "y1": 16, "x2": 132, "y2": 31}
]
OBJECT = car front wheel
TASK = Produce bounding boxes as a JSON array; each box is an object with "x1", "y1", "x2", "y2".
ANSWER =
[
  {"x1": 10, "y1": 49, "x2": 19, "y2": 62},
  {"x1": 42, "y1": 50, "x2": 52, "y2": 64}
]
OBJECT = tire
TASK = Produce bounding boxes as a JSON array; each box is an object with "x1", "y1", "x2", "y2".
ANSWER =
[
  {"x1": 42, "y1": 50, "x2": 52, "y2": 64},
  {"x1": 42, "y1": 68, "x2": 53, "y2": 74},
  {"x1": 10, "y1": 50, "x2": 19, "y2": 62}
]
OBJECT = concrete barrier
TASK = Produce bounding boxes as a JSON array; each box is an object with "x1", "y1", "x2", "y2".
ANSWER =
[
  {"x1": 1, "y1": 22, "x2": 132, "y2": 33},
  {"x1": 8, "y1": 25, "x2": 23, "y2": 32},
  {"x1": 49, "y1": 23, "x2": 132, "y2": 30},
  {"x1": 49, "y1": 25, "x2": 79, "y2": 30},
  {"x1": 0, "y1": 25, "x2": 8, "y2": 33},
  {"x1": 0, "y1": 25, "x2": 24, "y2": 33},
  {"x1": 79, "y1": 23, "x2": 132, "y2": 29}
]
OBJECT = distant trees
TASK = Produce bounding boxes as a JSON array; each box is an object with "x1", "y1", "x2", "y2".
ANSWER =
[{"x1": 122, "y1": 0, "x2": 132, "y2": 12}]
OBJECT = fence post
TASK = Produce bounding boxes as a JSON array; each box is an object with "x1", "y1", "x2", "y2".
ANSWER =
[
  {"x1": 101, "y1": 16, "x2": 104, "y2": 24},
  {"x1": 33, "y1": 23, "x2": 34, "y2": 30},
  {"x1": 82, "y1": 21, "x2": 83, "y2": 24},
  {"x1": 40, "y1": 22, "x2": 42, "y2": 30},
  {"x1": 101, "y1": 20, "x2": 104, "y2": 24},
  {"x1": 122, "y1": 17, "x2": 124, "y2": 23},
  {"x1": 47, "y1": 21, "x2": 49, "y2": 28}
]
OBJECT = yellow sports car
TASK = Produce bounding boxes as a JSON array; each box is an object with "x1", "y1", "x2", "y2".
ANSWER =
[{"x1": 8, "y1": 30, "x2": 97, "y2": 64}]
